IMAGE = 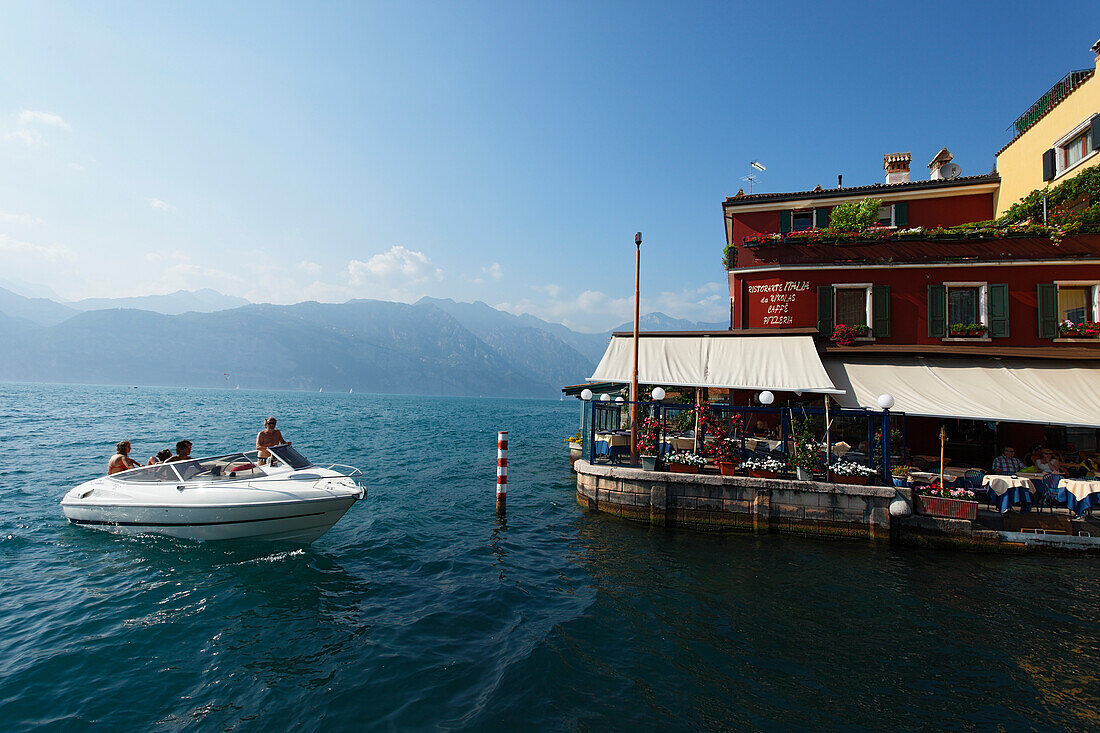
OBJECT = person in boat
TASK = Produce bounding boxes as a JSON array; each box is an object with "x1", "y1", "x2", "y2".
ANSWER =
[
  {"x1": 166, "y1": 440, "x2": 193, "y2": 462},
  {"x1": 108, "y1": 441, "x2": 140, "y2": 475},
  {"x1": 147, "y1": 448, "x2": 172, "y2": 465},
  {"x1": 256, "y1": 417, "x2": 288, "y2": 464}
]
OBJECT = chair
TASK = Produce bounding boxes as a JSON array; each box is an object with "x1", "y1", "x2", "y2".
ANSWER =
[
  {"x1": 1041, "y1": 473, "x2": 1063, "y2": 514},
  {"x1": 963, "y1": 469, "x2": 985, "y2": 490},
  {"x1": 911, "y1": 456, "x2": 929, "y2": 471}
]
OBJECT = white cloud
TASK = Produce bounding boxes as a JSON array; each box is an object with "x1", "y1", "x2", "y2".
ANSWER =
[
  {"x1": 299, "y1": 260, "x2": 322, "y2": 275},
  {"x1": 4, "y1": 109, "x2": 70, "y2": 146},
  {"x1": 0, "y1": 210, "x2": 43, "y2": 226},
  {"x1": 147, "y1": 197, "x2": 175, "y2": 213},
  {"x1": 483, "y1": 262, "x2": 503, "y2": 281},
  {"x1": 0, "y1": 233, "x2": 76, "y2": 263},
  {"x1": 347, "y1": 246, "x2": 443, "y2": 293},
  {"x1": 17, "y1": 110, "x2": 69, "y2": 130},
  {"x1": 496, "y1": 281, "x2": 727, "y2": 332}
]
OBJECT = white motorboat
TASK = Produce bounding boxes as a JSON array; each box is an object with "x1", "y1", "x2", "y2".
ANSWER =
[{"x1": 61, "y1": 444, "x2": 366, "y2": 543}]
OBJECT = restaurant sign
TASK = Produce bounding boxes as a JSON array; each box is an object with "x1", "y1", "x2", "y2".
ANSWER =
[{"x1": 744, "y1": 278, "x2": 815, "y2": 328}]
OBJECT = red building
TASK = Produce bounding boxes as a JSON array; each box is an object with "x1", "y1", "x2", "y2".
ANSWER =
[{"x1": 720, "y1": 150, "x2": 1100, "y2": 462}]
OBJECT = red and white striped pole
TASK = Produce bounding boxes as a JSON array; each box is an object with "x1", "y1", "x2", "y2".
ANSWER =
[{"x1": 496, "y1": 431, "x2": 508, "y2": 514}]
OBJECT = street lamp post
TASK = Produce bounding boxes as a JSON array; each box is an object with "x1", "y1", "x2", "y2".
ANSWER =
[{"x1": 630, "y1": 232, "x2": 642, "y2": 465}]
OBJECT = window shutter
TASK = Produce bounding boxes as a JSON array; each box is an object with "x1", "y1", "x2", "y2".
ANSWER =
[
  {"x1": 1042, "y1": 149, "x2": 1056, "y2": 181},
  {"x1": 893, "y1": 201, "x2": 908, "y2": 226},
  {"x1": 989, "y1": 284, "x2": 1010, "y2": 338},
  {"x1": 1037, "y1": 283, "x2": 1057, "y2": 338},
  {"x1": 814, "y1": 207, "x2": 831, "y2": 229},
  {"x1": 1091, "y1": 114, "x2": 1100, "y2": 151},
  {"x1": 817, "y1": 286, "x2": 834, "y2": 335},
  {"x1": 927, "y1": 284, "x2": 946, "y2": 337},
  {"x1": 779, "y1": 210, "x2": 792, "y2": 234},
  {"x1": 872, "y1": 285, "x2": 890, "y2": 337}
]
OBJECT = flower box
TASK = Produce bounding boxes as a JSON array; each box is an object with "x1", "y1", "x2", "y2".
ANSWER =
[
  {"x1": 914, "y1": 494, "x2": 978, "y2": 520},
  {"x1": 718, "y1": 462, "x2": 738, "y2": 476},
  {"x1": 669, "y1": 463, "x2": 699, "y2": 474},
  {"x1": 746, "y1": 469, "x2": 777, "y2": 479},
  {"x1": 833, "y1": 474, "x2": 868, "y2": 485}
]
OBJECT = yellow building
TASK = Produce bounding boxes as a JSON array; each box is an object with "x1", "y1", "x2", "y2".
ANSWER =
[{"x1": 995, "y1": 39, "x2": 1100, "y2": 216}]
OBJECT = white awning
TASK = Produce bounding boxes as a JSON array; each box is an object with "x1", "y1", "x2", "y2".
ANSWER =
[
  {"x1": 823, "y1": 356, "x2": 1100, "y2": 428},
  {"x1": 589, "y1": 335, "x2": 842, "y2": 393}
]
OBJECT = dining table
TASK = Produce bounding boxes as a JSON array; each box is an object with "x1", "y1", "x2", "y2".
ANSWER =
[
  {"x1": 982, "y1": 474, "x2": 1037, "y2": 513},
  {"x1": 1054, "y1": 477, "x2": 1100, "y2": 516},
  {"x1": 594, "y1": 431, "x2": 631, "y2": 460},
  {"x1": 744, "y1": 437, "x2": 782, "y2": 453}
]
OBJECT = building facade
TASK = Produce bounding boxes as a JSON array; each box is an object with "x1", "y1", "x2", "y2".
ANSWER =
[{"x1": 995, "y1": 39, "x2": 1100, "y2": 216}]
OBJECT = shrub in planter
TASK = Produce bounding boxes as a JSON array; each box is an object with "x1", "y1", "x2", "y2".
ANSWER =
[
  {"x1": 666, "y1": 451, "x2": 705, "y2": 474},
  {"x1": 914, "y1": 485, "x2": 979, "y2": 519},
  {"x1": 1059, "y1": 320, "x2": 1100, "y2": 338},
  {"x1": 891, "y1": 465, "x2": 914, "y2": 487},
  {"x1": 830, "y1": 460, "x2": 877, "y2": 485},
  {"x1": 740, "y1": 456, "x2": 787, "y2": 478}
]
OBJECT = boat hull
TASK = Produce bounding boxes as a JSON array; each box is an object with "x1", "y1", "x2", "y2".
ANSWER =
[{"x1": 62, "y1": 495, "x2": 359, "y2": 542}]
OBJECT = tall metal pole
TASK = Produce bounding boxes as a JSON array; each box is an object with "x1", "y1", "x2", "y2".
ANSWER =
[{"x1": 630, "y1": 231, "x2": 642, "y2": 464}]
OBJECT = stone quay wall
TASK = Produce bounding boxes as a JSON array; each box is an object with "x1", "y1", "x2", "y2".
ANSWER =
[{"x1": 574, "y1": 460, "x2": 899, "y2": 540}]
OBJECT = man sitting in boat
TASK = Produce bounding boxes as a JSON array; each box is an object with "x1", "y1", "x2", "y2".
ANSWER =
[
  {"x1": 166, "y1": 440, "x2": 193, "y2": 462},
  {"x1": 107, "y1": 441, "x2": 139, "y2": 475},
  {"x1": 256, "y1": 417, "x2": 287, "y2": 464}
]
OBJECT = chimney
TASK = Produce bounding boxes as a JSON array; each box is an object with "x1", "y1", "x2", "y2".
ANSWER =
[
  {"x1": 883, "y1": 152, "x2": 912, "y2": 184},
  {"x1": 928, "y1": 148, "x2": 954, "y2": 179}
]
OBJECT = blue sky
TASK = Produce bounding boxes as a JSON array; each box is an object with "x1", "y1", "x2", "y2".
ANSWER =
[{"x1": 0, "y1": 1, "x2": 1096, "y2": 331}]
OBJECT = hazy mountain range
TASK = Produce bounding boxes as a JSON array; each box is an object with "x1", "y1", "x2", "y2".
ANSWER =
[{"x1": 0, "y1": 286, "x2": 726, "y2": 397}]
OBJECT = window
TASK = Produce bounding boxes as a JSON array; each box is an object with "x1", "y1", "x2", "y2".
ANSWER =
[
  {"x1": 873, "y1": 202, "x2": 908, "y2": 227},
  {"x1": 1047, "y1": 115, "x2": 1100, "y2": 180},
  {"x1": 1058, "y1": 285, "x2": 1093, "y2": 324},
  {"x1": 834, "y1": 287, "x2": 868, "y2": 327},
  {"x1": 877, "y1": 205, "x2": 893, "y2": 226},
  {"x1": 1064, "y1": 128, "x2": 1092, "y2": 169},
  {"x1": 947, "y1": 286, "x2": 980, "y2": 325},
  {"x1": 928, "y1": 283, "x2": 1010, "y2": 338},
  {"x1": 817, "y1": 283, "x2": 890, "y2": 338},
  {"x1": 791, "y1": 210, "x2": 814, "y2": 232}
]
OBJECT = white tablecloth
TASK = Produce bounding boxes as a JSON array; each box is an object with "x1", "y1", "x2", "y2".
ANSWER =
[
  {"x1": 1060, "y1": 478, "x2": 1100, "y2": 502},
  {"x1": 982, "y1": 474, "x2": 1037, "y2": 497}
]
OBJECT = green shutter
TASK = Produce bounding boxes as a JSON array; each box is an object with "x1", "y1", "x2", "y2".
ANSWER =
[
  {"x1": 779, "y1": 210, "x2": 792, "y2": 234},
  {"x1": 894, "y1": 201, "x2": 908, "y2": 226},
  {"x1": 927, "y1": 284, "x2": 946, "y2": 337},
  {"x1": 872, "y1": 285, "x2": 890, "y2": 337},
  {"x1": 989, "y1": 284, "x2": 1010, "y2": 338},
  {"x1": 1037, "y1": 283, "x2": 1057, "y2": 338},
  {"x1": 817, "y1": 286, "x2": 834, "y2": 335},
  {"x1": 814, "y1": 207, "x2": 831, "y2": 229}
]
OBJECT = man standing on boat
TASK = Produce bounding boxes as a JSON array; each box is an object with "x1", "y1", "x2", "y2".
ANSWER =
[{"x1": 256, "y1": 416, "x2": 287, "y2": 464}]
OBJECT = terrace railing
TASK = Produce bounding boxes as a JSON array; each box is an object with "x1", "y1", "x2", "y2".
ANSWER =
[{"x1": 1008, "y1": 69, "x2": 1093, "y2": 140}]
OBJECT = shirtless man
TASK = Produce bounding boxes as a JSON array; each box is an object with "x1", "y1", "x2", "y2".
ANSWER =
[
  {"x1": 108, "y1": 441, "x2": 139, "y2": 475},
  {"x1": 256, "y1": 417, "x2": 287, "y2": 463}
]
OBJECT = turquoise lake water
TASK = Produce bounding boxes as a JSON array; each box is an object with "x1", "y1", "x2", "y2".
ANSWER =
[{"x1": 2, "y1": 382, "x2": 1099, "y2": 731}]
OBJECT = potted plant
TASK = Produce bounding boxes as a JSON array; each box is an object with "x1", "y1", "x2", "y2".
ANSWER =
[
  {"x1": 789, "y1": 415, "x2": 820, "y2": 480},
  {"x1": 913, "y1": 484, "x2": 979, "y2": 520},
  {"x1": 711, "y1": 438, "x2": 739, "y2": 475},
  {"x1": 890, "y1": 465, "x2": 913, "y2": 488},
  {"x1": 666, "y1": 451, "x2": 705, "y2": 474},
  {"x1": 566, "y1": 431, "x2": 583, "y2": 465},
  {"x1": 634, "y1": 416, "x2": 661, "y2": 471},
  {"x1": 829, "y1": 460, "x2": 877, "y2": 485},
  {"x1": 832, "y1": 323, "x2": 858, "y2": 346},
  {"x1": 948, "y1": 323, "x2": 967, "y2": 337},
  {"x1": 740, "y1": 455, "x2": 786, "y2": 479},
  {"x1": 966, "y1": 322, "x2": 987, "y2": 337}
]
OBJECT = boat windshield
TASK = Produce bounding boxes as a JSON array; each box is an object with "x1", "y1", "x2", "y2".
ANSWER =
[
  {"x1": 268, "y1": 444, "x2": 312, "y2": 470},
  {"x1": 114, "y1": 453, "x2": 266, "y2": 482}
]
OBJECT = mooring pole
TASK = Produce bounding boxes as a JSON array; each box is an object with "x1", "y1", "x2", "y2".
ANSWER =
[
  {"x1": 496, "y1": 431, "x2": 508, "y2": 514},
  {"x1": 630, "y1": 231, "x2": 642, "y2": 466}
]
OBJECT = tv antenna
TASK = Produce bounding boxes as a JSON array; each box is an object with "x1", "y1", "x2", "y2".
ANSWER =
[{"x1": 742, "y1": 161, "x2": 766, "y2": 193}]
